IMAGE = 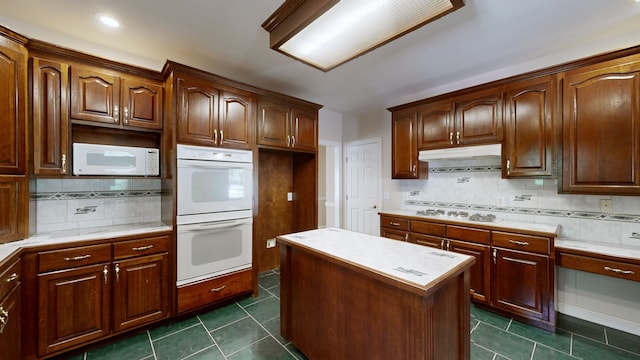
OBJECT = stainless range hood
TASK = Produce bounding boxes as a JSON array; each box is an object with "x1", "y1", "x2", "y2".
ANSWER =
[{"x1": 418, "y1": 144, "x2": 502, "y2": 162}]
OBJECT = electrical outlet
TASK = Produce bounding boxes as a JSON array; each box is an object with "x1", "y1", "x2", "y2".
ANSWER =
[
  {"x1": 600, "y1": 199, "x2": 612, "y2": 213},
  {"x1": 266, "y1": 238, "x2": 276, "y2": 248},
  {"x1": 115, "y1": 199, "x2": 125, "y2": 211}
]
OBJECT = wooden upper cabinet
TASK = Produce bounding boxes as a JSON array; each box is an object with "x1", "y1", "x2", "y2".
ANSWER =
[
  {"x1": 392, "y1": 108, "x2": 421, "y2": 179},
  {"x1": 562, "y1": 53, "x2": 640, "y2": 194},
  {"x1": 32, "y1": 57, "x2": 70, "y2": 176},
  {"x1": 0, "y1": 37, "x2": 27, "y2": 175},
  {"x1": 258, "y1": 98, "x2": 317, "y2": 152},
  {"x1": 70, "y1": 66, "x2": 163, "y2": 130},
  {"x1": 417, "y1": 100, "x2": 454, "y2": 150},
  {"x1": 0, "y1": 176, "x2": 27, "y2": 243},
  {"x1": 454, "y1": 87, "x2": 503, "y2": 146},
  {"x1": 177, "y1": 74, "x2": 254, "y2": 149},
  {"x1": 504, "y1": 75, "x2": 556, "y2": 178}
]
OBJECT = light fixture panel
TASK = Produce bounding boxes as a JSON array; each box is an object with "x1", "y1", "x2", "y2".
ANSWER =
[{"x1": 264, "y1": 0, "x2": 463, "y2": 71}]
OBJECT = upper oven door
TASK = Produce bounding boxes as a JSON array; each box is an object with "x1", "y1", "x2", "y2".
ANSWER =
[{"x1": 177, "y1": 158, "x2": 253, "y2": 216}]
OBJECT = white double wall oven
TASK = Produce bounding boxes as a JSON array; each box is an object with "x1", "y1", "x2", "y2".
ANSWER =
[{"x1": 176, "y1": 144, "x2": 253, "y2": 286}]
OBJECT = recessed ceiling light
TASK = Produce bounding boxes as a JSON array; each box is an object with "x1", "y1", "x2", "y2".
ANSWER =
[{"x1": 97, "y1": 14, "x2": 120, "y2": 28}]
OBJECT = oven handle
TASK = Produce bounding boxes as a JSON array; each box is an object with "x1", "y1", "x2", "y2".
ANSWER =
[{"x1": 179, "y1": 219, "x2": 252, "y2": 231}]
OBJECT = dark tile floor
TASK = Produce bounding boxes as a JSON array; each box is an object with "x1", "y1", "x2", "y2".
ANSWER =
[{"x1": 63, "y1": 270, "x2": 640, "y2": 360}]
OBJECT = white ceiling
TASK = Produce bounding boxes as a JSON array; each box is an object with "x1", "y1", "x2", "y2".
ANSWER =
[{"x1": 1, "y1": 0, "x2": 640, "y2": 115}]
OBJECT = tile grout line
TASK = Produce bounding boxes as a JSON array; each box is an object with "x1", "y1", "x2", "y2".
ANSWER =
[
  {"x1": 196, "y1": 314, "x2": 229, "y2": 360},
  {"x1": 147, "y1": 330, "x2": 159, "y2": 360},
  {"x1": 603, "y1": 327, "x2": 609, "y2": 345}
]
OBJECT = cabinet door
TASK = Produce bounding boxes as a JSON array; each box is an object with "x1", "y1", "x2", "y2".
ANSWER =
[
  {"x1": 291, "y1": 106, "x2": 317, "y2": 151},
  {"x1": 562, "y1": 54, "x2": 640, "y2": 194},
  {"x1": 417, "y1": 100, "x2": 454, "y2": 150},
  {"x1": 492, "y1": 248, "x2": 550, "y2": 321},
  {"x1": 0, "y1": 286, "x2": 20, "y2": 360},
  {"x1": 392, "y1": 108, "x2": 420, "y2": 179},
  {"x1": 32, "y1": 58, "x2": 70, "y2": 175},
  {"x1": 122, "y1": 77, "x2": 163, "y2": 129},
  {"x1": 113, "y1": 253, "x2": 169, "y2": 332},
  {"x1": 454, "y1": 88, "x2": 503, "y2": 146},
  {"x1": 219, "y1": 89, "x2": 253, "y2": 149},
  {"x1": 258, "y1": 99, "x2": 290, "y2": 148},
  {"x1": 504, "y1": 76, "x2": 556, "y2": 177},
  {"x1": 448, "y1": 239, "x2": 491, "y2": 304},
  {"x1": 0, "y1": 41, "x2": 27, "y2": 175},
  {"x1": 176, "y1": 76, "x2": 219, "y2": 146},
  {"x1": 70, "y1": 67, "x2": 121, "y2": 125},
  {"x1": 0, "y1": 176, "x2": 27, "y2": 243},
  {"x1": 38, "y1": 263, "x2": 111, "y2": 356}
]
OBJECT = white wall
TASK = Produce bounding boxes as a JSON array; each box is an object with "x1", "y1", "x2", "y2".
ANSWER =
[{"x1": 319, "y1": 108, "x2": 343, "y2": 229}]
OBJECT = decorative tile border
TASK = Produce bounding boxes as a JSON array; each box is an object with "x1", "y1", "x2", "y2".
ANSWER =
[
  {"x1": 33, "y1": 190, "x2": 163, "y2": 200},
  {"x1": 405, "y1": 200, "x2": 640, "y2": 223}
]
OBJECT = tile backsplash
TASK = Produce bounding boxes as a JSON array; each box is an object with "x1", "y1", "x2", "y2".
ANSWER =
[
  {"x1": 400, "y1": 160, "x2": 640, "y2": 248},
  {"x1": 33, "y1": 179, "x2": 162, "y2": 233}
]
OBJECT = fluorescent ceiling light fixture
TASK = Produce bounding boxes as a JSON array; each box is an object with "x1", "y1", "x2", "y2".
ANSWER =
[
  {"x1": 97, "y1": 14, "x2": 120, "y2": 28},
  {"x1": 263, "y1": 0, "x2": 464, "y2": 71}
]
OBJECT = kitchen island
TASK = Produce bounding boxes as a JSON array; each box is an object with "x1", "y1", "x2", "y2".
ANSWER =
[{"x1": 277, "y1": 228, "x2": 475, "y2": 360}]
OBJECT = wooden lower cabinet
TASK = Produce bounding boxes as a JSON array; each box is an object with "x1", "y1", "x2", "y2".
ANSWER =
[
  {"x1": 177, "y1": 269, "x2": 252, "y2": 314},
  {"x1": 35, "y1": 234, "x2": 171, "y2": 357},
  {"x1": 493, "y1": 248, "x2": 551, "y2": 326},
  {"x1": 0, "y1": 258, "x2": 21, "y2": 360}
]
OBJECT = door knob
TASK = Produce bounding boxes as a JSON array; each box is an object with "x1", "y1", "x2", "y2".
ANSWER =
[{"x1": 373, "y1": 205, "x2": 377, "y2": 209}]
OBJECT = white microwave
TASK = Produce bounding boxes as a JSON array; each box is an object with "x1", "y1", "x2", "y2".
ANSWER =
[{"x1": 73, "y1": 143, "x2": 160, "y2": 176}]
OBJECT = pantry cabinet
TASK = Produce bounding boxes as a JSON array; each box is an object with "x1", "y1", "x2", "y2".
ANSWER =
[
  {"x1": 258, "y1": 98, "x2": 317, "y2": 152},
  {"x1": 35, "y1": 234, "x2": 170, "y2": 357},
  {"x1": 503, "y1": 75, "x2": 557, "y2": 178},
  {"x1": 70, "y1": 65, "x2": 163, "y2": 130},
  {"x1": 32, "y1": 57, "x2": 70, "y2": 175},
  {"x1": 562, "y1": 53, "x2": 640, "y2": 194},
  {"x1": 176, "y1": 73, "x2": 254, "y2": 149},
  {"x1": 0, "y1": 258, "x2": 20, "y2": 360}
]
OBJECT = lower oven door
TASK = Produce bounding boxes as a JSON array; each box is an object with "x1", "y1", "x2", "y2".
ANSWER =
[{"x1": 177, "y1": 217, "x2": 252, "y2": 286}]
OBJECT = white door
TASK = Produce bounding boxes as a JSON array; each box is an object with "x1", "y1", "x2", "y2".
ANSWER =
[{"x1": 345, "y1": 139, "x2": 381, "y2": 235}]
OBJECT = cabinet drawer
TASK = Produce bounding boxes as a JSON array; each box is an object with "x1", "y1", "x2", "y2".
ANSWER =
[
  {"x1": 0, "y1": 259, "x2": 19, "y2": 300},
  {"x1": 38, "y1": 244, "x2": 112, "y2": 273},
  {"x1": 492, "y1": 232, "x2": 550, "y2": 255},
  {"x1": 114, "y1": 235, "x2": 170, "y2": 260},
  {"x1": 381, "y1": 228, "x2": 409, "y2": 242},
  {"x1": 380, "y1": 216, "x2": 409, "y2": 231},
  {"x1": 177, "y1": 269, "x2": 252, "y2": 314},
  {"x1": 447, "y1": 225, "x2": 490, "y2": 245},
  {"x1": 411, "y1": 221, "x2": 445, "y2": 237},
  {"x1": 410, "y1": 234, "x2": 443, "y2": 249},
  {"x1": 558, "y1": 253, "x2": 640, "y2": 282}
]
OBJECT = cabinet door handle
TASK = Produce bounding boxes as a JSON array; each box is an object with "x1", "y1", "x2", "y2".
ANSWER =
[
  {"x1": 132, "y1": 244, "x2": 154, "y2": 252},
  {"x1": 404, "y1": 233, "x2": 408, "y2": 241},
  {"x1": 456, "y1": 131, "x2": 460, "y2": 144},
  {"x1": 123, "y1": 107, "x2": 129, "y2": 125},
  {"x1": 291, "y1": 136, "x2": 296, "y2": 147},
  {"x1": 61, "y1": 154, "x2": 67, "y2": 174},
  {"x1": 508, "y1": 239, "x2": 529, "y2": 246},
  {"x1": 64, "y1": 254, "x2": 92, "y2": 262},
  {"x1": 210, "y1": 285, "x2": 226, "y2": 292},
  {"x1": 390, "y1": 222, "x2": 400, "y2": 226},
  {"x1": 220, "y1": 130, "x2": 224, "y2": 144},
  {"x1": 286, "y1": 135, "x2": 291, "y2": 147},
  {"x1": 113, "y1": 105, "x2": 119, "y2": 123},
  {"x1": 213, "y1": 129, "x2": 218, "y2": 145},
  {"x1": 103, "y1": 265, "x2": 109, "y2": 285},
  {"x1": 604, "y1": 266, "x2": 635, "y2": 275},
  {"x1": 449, "y1": 132, "x2": 453, "y2": 144},
  {"x1": 441, "y1": 239, "x2": 445, "y2": 250},
  {"x1": 115, "y1": 264, "x2": 120, "y2": 282},
  {"x1": 506, "y1": 159, "x2": 511, "y2": 175},
  {"x1": 0, "y1": 306, "x2": 8, "y2": 335},
  {"x1": 493, "y1": 249, "x2": 497, "y2": 264},
  {"x1": 5, "y1": 273, "x2": 17, "y2": 283},
  {"x1": 446, "y1": 239, "x2": 451, "y2": 251}
]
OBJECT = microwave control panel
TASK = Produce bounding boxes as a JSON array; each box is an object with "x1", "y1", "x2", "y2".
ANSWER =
[{"x1": 146, "y1": 149, "x2": 160, "y2": 176}]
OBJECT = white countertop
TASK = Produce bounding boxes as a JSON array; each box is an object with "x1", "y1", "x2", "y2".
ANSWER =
[
  {"x1": 381, "y1": 209, "x2": 561, "y2": 236},
  {"x1": 277, "y1": 227, "x2": 474, "y2": 289},
  {"x1": 556, "y1": 239, "x2": 640, "y2": 262},
  {"x1": 0, "y1": 222, "x2": 172, "y2": 264}
]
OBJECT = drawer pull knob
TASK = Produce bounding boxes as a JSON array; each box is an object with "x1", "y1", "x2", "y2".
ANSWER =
[
  {"x1": 132, "y1": 245, "x2": 154, "y2": 252},
  {"x1": 64, "y1": 254, "x2": 92, "y2": 262},
  {"x1": 211, "y1": 285, "x2": 226, "y2": 292},
  {"x1": 508, "y1": 240, "x2": 529, "y2": 246},
  {"x1": 604, "y1": 266, "x2": 635, "y2": 275},
  {"x1": 390, "y1": 222, "x2": 400, "y2": 226},
  {"x1": 5, "y1": 273, "x2": 18, "y2": 283}
]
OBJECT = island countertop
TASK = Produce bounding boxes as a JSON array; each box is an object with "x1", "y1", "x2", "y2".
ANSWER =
[{"x1": 277, "y1": 227, "x2": 475, "y2": 294}]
